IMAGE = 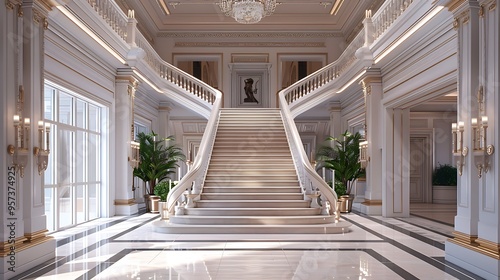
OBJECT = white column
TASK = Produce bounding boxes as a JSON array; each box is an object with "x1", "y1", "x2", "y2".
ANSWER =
[
  {"x1": 382, "y1": 108, "x2": 411, "y2": 217},
  {"x1": 359, "y1": 70, "x2": 383, "y2": 215},
  {"x1": 328, "y1": 102, "x2": 342, "y2": 140},
  {"x1": 114, "y1": 74, "x2": 139, "y2": 215},
  {"x1": 446, "y1": 1, "x2": 500, "y2": 278}
]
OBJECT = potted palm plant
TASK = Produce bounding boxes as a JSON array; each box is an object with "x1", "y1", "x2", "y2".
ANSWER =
[
  {"x1": 133, "y1": 132, "x2": 185, "y2": 213},
  {"x1": 154, "y1": 180, "x2": 176, "y2": 219},
  {"x1": 316, "y1": 131, "x2": 364, "y2": 213}
]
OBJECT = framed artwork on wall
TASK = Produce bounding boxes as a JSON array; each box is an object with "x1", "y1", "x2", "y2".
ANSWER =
[{"x1": 229, "y1": 62, "x2": 271, "y2": 108}]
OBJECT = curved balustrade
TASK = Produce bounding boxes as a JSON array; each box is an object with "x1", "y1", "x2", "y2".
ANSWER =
[
  {"x1": 372, "y1": 0, "x2": 414, "y2": 41},
  {"x1": 135, "y1": 32, "x2": 217, "y2": 105},
  {"x1": 283, "y1": 29, "x2": 365, "y2": 105},
  {"x1": 87, "y1": 0, "x2": 128, "y2": 41},
  {"x1": 279, "y1": 91, "x2": 337, "y2": 215},
  {"x1": 166, "y1": 91, "x2": 222, "y2": 216}
]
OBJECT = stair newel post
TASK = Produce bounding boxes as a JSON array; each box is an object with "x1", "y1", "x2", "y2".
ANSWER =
[
  {"x1": 307, "y1": 188, "x2": 321, "y2": 208},
  {"x1": 319, "y1": 192, "x2": 330, "y2": 215},
  {"x1": 184, "y1": 183, "x2": 197, "y2": 208},
  {"x1": 174, "y1": 201, "x2": 185, "y2": 216}
]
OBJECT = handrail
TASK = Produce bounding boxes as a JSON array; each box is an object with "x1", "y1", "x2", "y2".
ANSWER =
[
  {"x1": 134, "y1": 32, "x2": 217, "y2": 105},
  {"x1": 279, "y1": 92, "x2": 337, "y2": 215},
  {"x1": 166, "y1": 90, "x2": 222, "y2": 215},
  {"x1": 87, "y1": 0, "x2": 128, "y2": 41},
  {"x1": 371, "y1": 0, "x2": 415, "y2": 41},
  {"x1": 283, "y1": 29, "x2": 365, "y2": 105}
]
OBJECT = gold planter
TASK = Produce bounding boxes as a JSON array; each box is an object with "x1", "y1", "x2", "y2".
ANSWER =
[
  {"x1": 338, "y1": 195, "x2": 354, "y2": 213},
  {"x1": 144, "y1": 194, "x2": 160, "y2": 213}
]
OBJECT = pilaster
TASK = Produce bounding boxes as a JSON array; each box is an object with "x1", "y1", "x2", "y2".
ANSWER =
[
  {"x1": 358, "y1": 69, "x2": 383, "y2": 215},
  {"x1": 114, "y1": 73, "x2": 139, "y2": 215},
  {"x1": 1, "y1": 1, "x2": 55, "y2": 278},
  {"x1": 158, "y1": 102, "x2": 172, "y2": 139},
  {"x1": 445, "y1": 1, "x2": 500, "y2": 278},
  {"x1": 328, "y1": 102, "x2": 341, "y2": 140},
  {"x1": 382, "y1": 108, "x2": 411, "y2": 217}
]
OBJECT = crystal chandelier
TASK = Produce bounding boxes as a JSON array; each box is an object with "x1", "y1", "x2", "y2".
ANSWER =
[{"x1": 218, "y1": 0, "x2": 277, "y2": 24}]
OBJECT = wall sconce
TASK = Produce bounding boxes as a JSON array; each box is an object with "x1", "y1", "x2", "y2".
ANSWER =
[
  {"x1": 452, "y1": 121, "x2": 468, "y2": 176},
  {"x1": 472, "y1": 116, "x2": 494, "y2": 178},
  {"x1": 128, "y1": 140, "x2": 140, "y2": 168},
  {"x1": 33, "y1": 121, "x2": 51, "y2": 175},
  {"x1": 359, "y1": 140, "x2": 369, "y2": 169},
  {"x1": 7, "y1": 86, "x2": 29, "y2": 178}
]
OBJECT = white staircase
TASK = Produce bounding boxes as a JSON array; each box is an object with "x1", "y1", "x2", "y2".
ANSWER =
[{"x1": 154, "y1": 108, "x2": 351, "y2": 234}]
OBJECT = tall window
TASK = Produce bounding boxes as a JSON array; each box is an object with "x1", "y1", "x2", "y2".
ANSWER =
[{"x1": 43, "y1": 82, "x2": 104, "y2": 232}]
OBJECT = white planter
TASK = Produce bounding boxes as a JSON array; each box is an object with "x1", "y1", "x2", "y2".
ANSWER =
[{"x1": 432, "y1": 185, "x2": 457, "y2": 204}]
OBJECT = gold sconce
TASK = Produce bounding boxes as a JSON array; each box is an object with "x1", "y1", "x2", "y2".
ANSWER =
[
  {"x1": 7, "y1": 86, "x2": 29, "y2": 178},
  {"x1": 128, "y1": 140, "x2": 140, "y2": 168},
  {"x1": 452, "y1": 121, "x2": 468, "y2": 176},
  {"x1": 472, "y1": 116, "x2": 494, "y2": 178},
  {"x1": 33, "y1": 121, "x2": 51, "y2": 175},
  {"x1": 359, "y1": 140, "x2": 369, "y2": 169}
]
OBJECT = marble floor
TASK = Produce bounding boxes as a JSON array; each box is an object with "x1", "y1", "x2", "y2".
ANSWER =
[{"x1": 10, "y1": 210, "x2": 481, "y2": 280}]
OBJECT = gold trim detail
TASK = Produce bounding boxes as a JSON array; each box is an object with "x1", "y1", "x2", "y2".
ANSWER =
[
  {"x1": 33, "y1": 9, "x2": 42, "y2": 25},
  {"x1": 447, "y1": 0, "x2": 467, "y2": 12},
  {"x1": 453, "y1": 18, "x2": 459, "y2": 30},
  {"x1": 160, "y1": 32, "x2": 342, "y2": 38},
  {"x1": 361, "y1": 199, "x2": 382, "y2": 206},
  {"x1": 1, "y1": 236, "x2": 27, "y2": 255},
  {"x1": 476, "y1": 238, "x2": 500, "y2": 259},
  {"x1": 5, "y1": 0, "x2": 14, "y2": 10},
  {"x1": 114, "y1": 199, "x2": 137, "y2": 205},
  {"x1": 231, "y1": 53, "x2": 269, "y2": 63},
  {"x1": 461, "y1": 10, "x2": 470, "y2": 24},
  {"x1": 24, "y1": 229, "x2": 49, "y2": 242},
  {"x1": 43, "y1": 18, "x2": 49, "y2": 30},
  {"x1": 36, "y1": 0, "x2": 56, "y2": 11},
  {"x1": 490, "y1": 2, "x2": 496, "y2": 11},
  {"x1": 479, "y1": 4, "x2": 485, "y2": 17},
  {"x1": 448, "y1": 231, "x2": 500, "y2": 259},
  {"x1": 17, "y1": 3, "x2": 23, "y2": 17}
]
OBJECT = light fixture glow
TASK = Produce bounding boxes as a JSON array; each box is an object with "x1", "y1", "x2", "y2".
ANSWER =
[
  {"x1": 336, "y1": 70, "x2": 367, "y2": 93},
  {"x1": 133, "y1": 70, "x2": 163, "y2": 93},
  {"x1": 330, "y1": 0, "x2": 344, "y2": 15},
  {"x1": 56, "y1": 5, "x2": 126, "y2": 64},
  {"x1": 374, "y1": 6, "x2": 444, "y2": 64}
]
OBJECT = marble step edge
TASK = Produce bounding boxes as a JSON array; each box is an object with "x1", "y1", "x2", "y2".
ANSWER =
[{"x1": 152, "y1": 220, "x2": 352, "y2": 234}]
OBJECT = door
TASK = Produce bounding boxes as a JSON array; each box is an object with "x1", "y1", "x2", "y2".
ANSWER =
[{"x1": 409, "y1": 136, "x2": 432, "y2": 203}]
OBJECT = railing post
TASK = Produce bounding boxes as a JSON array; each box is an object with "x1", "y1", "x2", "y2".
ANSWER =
[
  {"x1": 364, "y1": 10, "x2": 374, "y2": 47},
  {"x1": 126, "y1": 10, "x2": 137, "y2": 47}
]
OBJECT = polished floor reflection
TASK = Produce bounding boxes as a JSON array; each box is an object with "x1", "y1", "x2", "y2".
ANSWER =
[{"x1": 11, "y1": 211, "x2": 481, "y2": 280}]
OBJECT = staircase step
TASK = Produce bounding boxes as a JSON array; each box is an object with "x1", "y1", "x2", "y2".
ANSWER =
[
  {"x1": 169, "y1": 215, "x2": 335, "y2": 225},
  {"x1": 195, "y1": 200, "x2": 310, "y2": 208},
  {"x1": 153, "y1": 220, "x2": 351, "y2": 234},
  {"x1": 207, "y1": 163, "x2": 295, "y2": 168},
  {"x1": 202, "y1": 187, "x2": 301, "y2": 193},
  {"x1": 206, "y1": 170, "x2": 296, "y2": 176},
  {"x1": 184, "y1": 207, "x2": 320, "y2": 216},
  {"x1": 205, "y1": 175, "x2": 297, "y2": 181},
  {"x1": 200, "y1": 193, "x2": 304, "y2": 200},
  {"x1": 203, "y1": 180, "x2": 299, "y2": 187}
]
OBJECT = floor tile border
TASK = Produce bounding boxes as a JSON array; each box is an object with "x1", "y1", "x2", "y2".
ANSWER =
[
  {"x1": 77, "y1": 248, "x2": 419, "y2": 280},
  {"x1": 342, "y1": 215, "x2": 483, "y2": 280}
]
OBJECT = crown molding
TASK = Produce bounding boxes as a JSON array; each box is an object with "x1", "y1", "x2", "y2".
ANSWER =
[
  {"x1": 159, "y1": 31, "x2": 343, "y2": 38},
  {"x1": 174, "y1": 42, "x2": 326, "y2": 48}
]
